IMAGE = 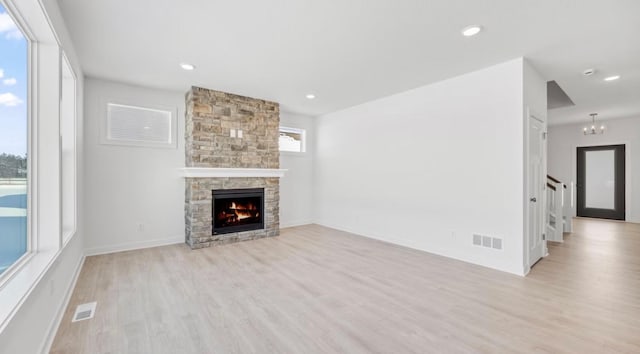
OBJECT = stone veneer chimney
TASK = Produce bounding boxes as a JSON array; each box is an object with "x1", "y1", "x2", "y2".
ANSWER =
[{"x1": 184, "y1": 87, "x2": 280, "y2": 249}]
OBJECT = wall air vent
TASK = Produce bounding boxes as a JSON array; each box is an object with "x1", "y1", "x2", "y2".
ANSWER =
[
  {"x1": 482, "y1": 235, "x2": 492, "y2": 247},
  {"x1": 492, "y1": 237, "x2": 503, "y2": 250},
  {"x1": 473, "y1": 234, "x2": 503, "y2": 251}
]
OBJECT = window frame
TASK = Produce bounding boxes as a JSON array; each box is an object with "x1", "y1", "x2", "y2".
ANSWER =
[{"x1": 60, "y1": 52, "x2": 77, "y2": 245}]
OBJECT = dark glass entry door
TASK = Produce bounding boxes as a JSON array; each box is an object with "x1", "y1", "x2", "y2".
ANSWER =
[{"x1": 577, "y1": 145, "x2": 625, "y2": 220}]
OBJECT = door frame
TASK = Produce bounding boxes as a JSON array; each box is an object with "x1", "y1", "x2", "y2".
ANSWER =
[
  {"x1": 576, "y1": 144, "x2": 626, "y2": 220},
  {"x1": 523, "y1": 107, "x2": 547, "y2": 275}
]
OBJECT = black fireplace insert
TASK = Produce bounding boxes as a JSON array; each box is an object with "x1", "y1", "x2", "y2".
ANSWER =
[{"x1": 212, "y1": 188, "x2": 264, "y2": 235}]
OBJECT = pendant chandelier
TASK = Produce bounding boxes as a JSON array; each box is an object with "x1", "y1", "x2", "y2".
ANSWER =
[{"x1": 583, "y1": 113, "x2": 605, "y2": 135}]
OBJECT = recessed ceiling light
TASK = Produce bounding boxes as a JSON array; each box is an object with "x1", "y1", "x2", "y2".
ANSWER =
[
  {"x1": 461, "y1": 25, "x2": 482, "y2": 37},
  {"x1": 604, "y1": 75, "x2": 620, "y2": 81},
  {"x1": 180, "y1": 63, "x2": 195, "y2": 71},
  {"x1": 306, "y1": 94, "x2": 316, "y2": 100}
]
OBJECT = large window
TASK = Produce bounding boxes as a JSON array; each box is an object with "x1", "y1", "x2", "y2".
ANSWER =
[
  {"x1": 0, "y1": 0, "x2": 82, "y2": 330},
  {"x1": 0, "y1": 3, "x2": 28, "y2": 275}
]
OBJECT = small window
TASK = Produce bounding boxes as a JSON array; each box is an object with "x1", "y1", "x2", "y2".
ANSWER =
[
  {"x1": 279, "y1": 127, "x2": 306, "y2": 153},
  {"x1": 103, "y1": 103, "x2": 176, "y2": 148}
]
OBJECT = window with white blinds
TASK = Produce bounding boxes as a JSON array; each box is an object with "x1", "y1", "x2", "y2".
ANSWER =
[{"x1": 104, "y1": 103, "x2": 176, "y2": 148}]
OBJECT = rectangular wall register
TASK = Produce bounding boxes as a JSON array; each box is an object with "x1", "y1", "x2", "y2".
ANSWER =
[{"x1": 184, "y1": 87, "x2": 281, "y2": 249}]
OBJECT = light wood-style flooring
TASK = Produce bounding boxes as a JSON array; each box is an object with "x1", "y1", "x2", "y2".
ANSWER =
[{"x1": 51, "y1": 219, "x2": 640, "y2": 353}]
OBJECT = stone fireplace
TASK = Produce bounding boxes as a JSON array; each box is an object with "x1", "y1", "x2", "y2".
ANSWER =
[{"x1": 183, "y1": 87, "x2": 283, "y2": 249}]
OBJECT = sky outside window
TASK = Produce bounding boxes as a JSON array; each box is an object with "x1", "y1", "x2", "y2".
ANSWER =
[{"x1": 0, "y1": 4, "x2": 28, "y2": 158}]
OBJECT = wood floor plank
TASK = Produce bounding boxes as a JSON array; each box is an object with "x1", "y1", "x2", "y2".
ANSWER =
[{"x1": 51, "y1": 219, "x2": 640, "y2": 353}]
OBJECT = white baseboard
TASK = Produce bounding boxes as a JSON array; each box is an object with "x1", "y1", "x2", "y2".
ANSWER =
[
  {"x1": 280, "y1": 220, "x2": 313, "y2": 228},
  {"x1": 84, "y1": 236, "x2": 184, "y2": 256},
  {"x1": 39, "y1": 254, "x2": 85, "y2": 354}
]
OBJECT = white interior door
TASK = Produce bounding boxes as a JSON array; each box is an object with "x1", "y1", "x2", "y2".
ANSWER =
[{"x1": 528, "y1": 116, "x2": 545, "y2": 267}]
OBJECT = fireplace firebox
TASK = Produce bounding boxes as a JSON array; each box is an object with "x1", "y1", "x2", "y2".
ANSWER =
[{"x1": 212, "y1": 188, "x2": 265, "y2": 235}]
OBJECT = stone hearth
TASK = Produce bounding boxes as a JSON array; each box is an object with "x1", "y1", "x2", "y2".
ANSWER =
[{"x1": 184, "y1": 87, "x2": 281, "y2": 249}]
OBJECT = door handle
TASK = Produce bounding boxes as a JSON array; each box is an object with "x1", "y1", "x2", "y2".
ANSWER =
[{"x1": 530, "y1": 197, "x2": 537, "y2": 202}]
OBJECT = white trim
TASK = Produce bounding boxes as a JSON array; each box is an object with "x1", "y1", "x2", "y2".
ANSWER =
[
  {"x1": 38, "y1": 254, "x2": 85, "y2": 354},
  {"x1": 181, "y1": 168, "x2": 287, "y2": 178},
  {"x1": 280, "y1": 150, "x2": 309, "y2": 158},
  {"x1": 84, "y1": 236, "x2": 184, "y2": 257},
  {"x1": 60, "y1": 52, "x2": 77, "y2": 246}
]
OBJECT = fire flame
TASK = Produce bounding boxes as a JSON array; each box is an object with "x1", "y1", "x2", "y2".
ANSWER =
[
  {"x1": 235, "y1": 210, "x2": 253, "y2": 220},
  {"x1": 220, "y1": 201, "x2": 258, "y2": 223}
]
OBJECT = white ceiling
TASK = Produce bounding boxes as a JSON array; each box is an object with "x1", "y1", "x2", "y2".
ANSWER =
[{"x1": 58, "y1": 0, "x2": 640, "y2": 124}]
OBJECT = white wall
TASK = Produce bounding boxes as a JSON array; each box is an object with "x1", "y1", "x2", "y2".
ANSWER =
[
  {"x1": 0, "y1": 0, "x2": 86, "y2": 352},
  {"x1": 83, "y1": 79, "x2": 185, "y2": 254},
  {"x1": 280, "y1": 112, "x2": 314, "y2": 227},
  {"x1": 523, "y1": 61, "x2": 548, "y2": 123},
  {"x1": 548, "y1": 116, "x2": 640, "y2": 223},
  {"x1": 314, "y1": 58, "x2": 530, "y2": 275}
]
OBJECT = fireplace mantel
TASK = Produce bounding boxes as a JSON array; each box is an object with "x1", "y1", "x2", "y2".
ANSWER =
[{"x1": 181, "y1": 167, "x2": 287, "y2": 178}]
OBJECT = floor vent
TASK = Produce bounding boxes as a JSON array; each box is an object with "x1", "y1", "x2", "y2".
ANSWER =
[{"x1": 72, "y1": 302, "x2": 97, "y2": 322}]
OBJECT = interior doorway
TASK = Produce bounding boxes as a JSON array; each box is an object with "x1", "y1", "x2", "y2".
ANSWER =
[
  {"x1": 527, "y1": 114, "x2": 545, "y2": 268},
  {"x1": 576, "y1": 144, "x2": 625, "y2": 220}
]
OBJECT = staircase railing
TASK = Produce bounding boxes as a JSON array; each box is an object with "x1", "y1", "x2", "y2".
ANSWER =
[{"x1": 546, "y1": 175, "x2": 568, "y2": 242}]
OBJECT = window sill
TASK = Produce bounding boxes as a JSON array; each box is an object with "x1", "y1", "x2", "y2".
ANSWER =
[
  {"x1": 280, "y1": 151, "x2": 309, "y2": 158},
  {"x1": 0, "y1": 248, "x2": 58, "y2": 333}
]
